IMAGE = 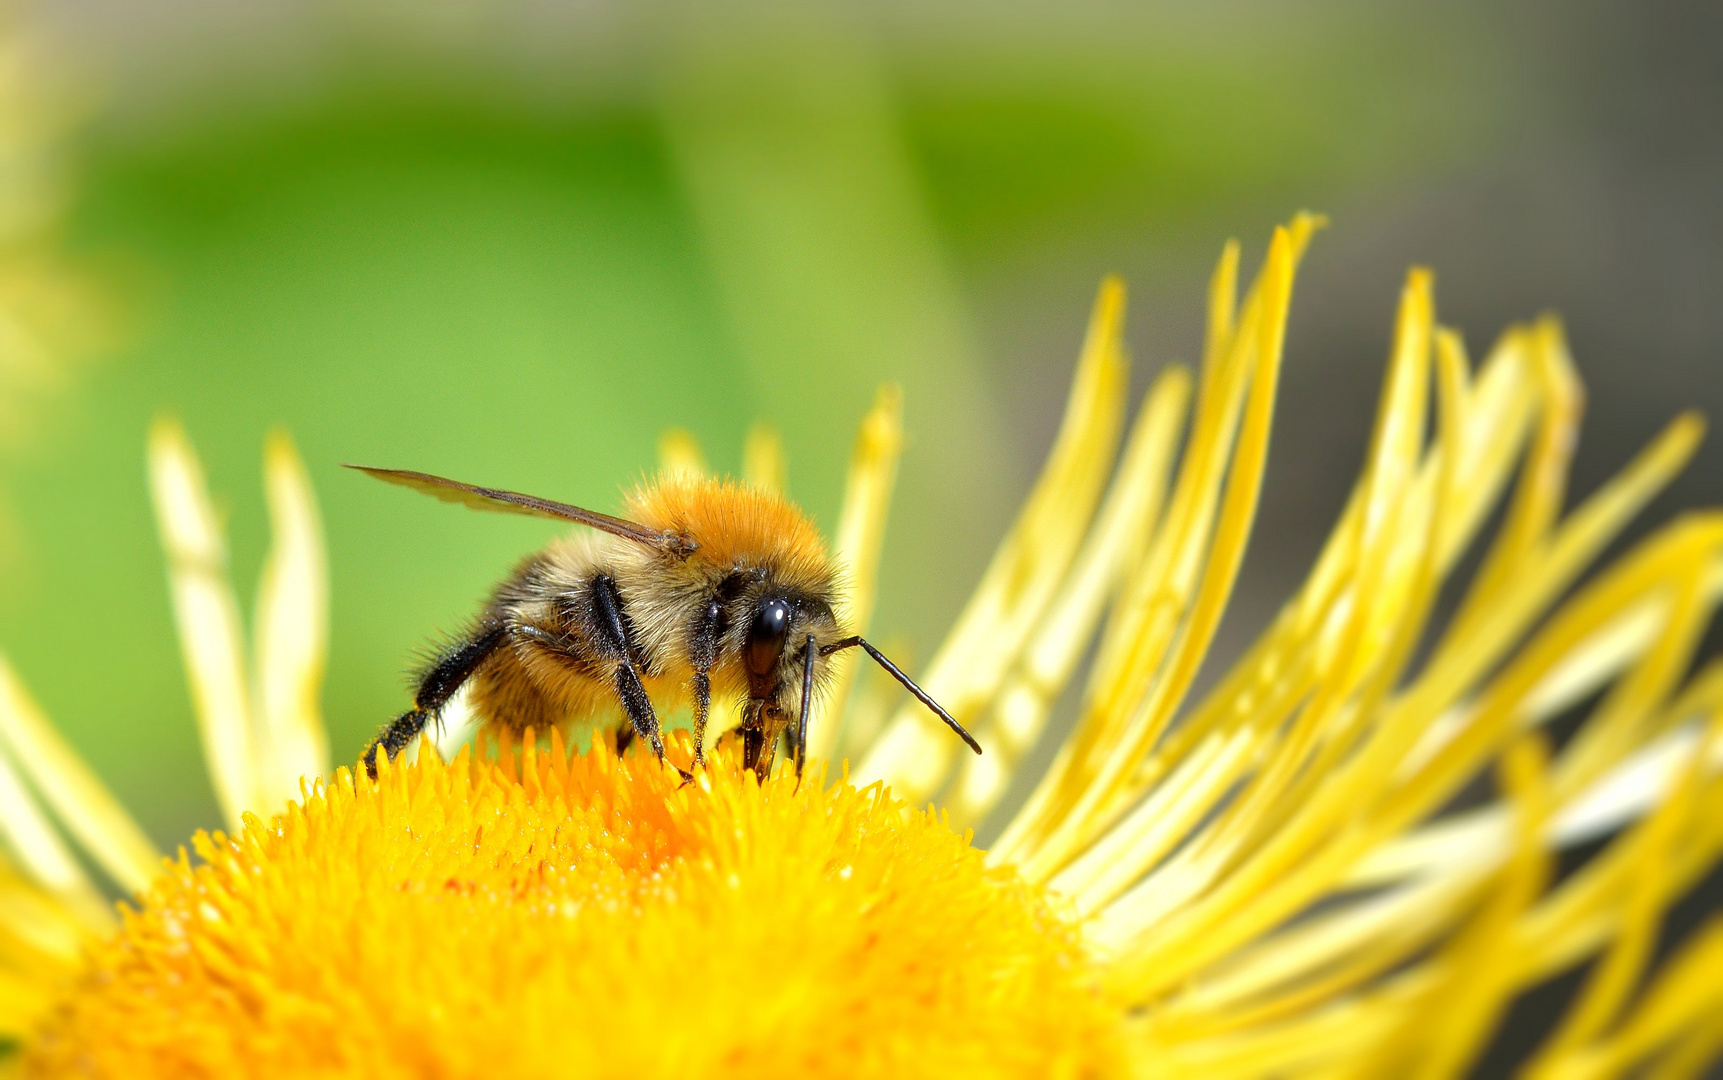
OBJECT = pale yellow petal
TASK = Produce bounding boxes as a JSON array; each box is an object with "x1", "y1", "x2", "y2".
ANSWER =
[
  {"x1": 1376, "y1": 736, "x2": 1552, "y2": 1079},
  {"x1": 741, "y1": 421, "x2": 785, "y2": 493},
  {"x1": 992, "y1": 231, "x2": 1262, "y2": 868},
  {"x1": 1444, "y1": 317, "x2": 1582, "y2": 646},
  {"x1": 953, "y1": 215, "x2": 1723, "y2": 1070},
  {"x1": 953, "y1": 364, "x2": 1191, "y2": 822},
  {"x1": 1514, "y1": 705, "x2": 1723, "y2": 1079},
  {"x1": 0, "y1": 656, "x2": 158, "y2": 896},
  {"x1": 1119, "y1": 268, "x2": 1447, "y2": 918},
  {"x1": 856, "y1": 275, "x2": 1130, "y2": 799},
  {"x1": 658, "y1": 427, "x2": 706, "y2": 478},
  {"x1": 999, "y1": 217, "x2": 1317, "y2": 879},
  {"x1": 252, "y1": 428, "x2": 330, "y2": 812},
  {"x1": 814, "y1": 384, "x2": 902, "y2": 762},
  {"x1": 1517, "y1": 736, "x2": 1723, "y2": 985},
  {"x1": 1528, "y1": 918, "x2": 1723, "y2": 1080},
  {"x1": 0, "y1": 738, "x2": 88, "y2": 900},
  {"x1": 1116, "y1": 378, "x2": 1681, "y2": 930},
  {"x1": 1147, "y1": 870, "x2": 1483, "y2": 1037},
  {"x1": 1100, "y1": 516, "x2": 1723, "y2": 1000},
  {"x1": 147, "y1": 416, "x2": 257, "y2": 832}
]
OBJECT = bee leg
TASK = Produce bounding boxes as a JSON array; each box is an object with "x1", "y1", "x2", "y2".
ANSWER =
[
  {"x1": 613, "y1": 724, "x2": 636, "y2": 756},
  {"x1": 363, "y1": 709, "x2": 431, "y2": 778},
  {"x1": 364, "y1": 624, "x2": 508, "y2": 779},
  {"x1": 591, "y1": 575, "x2": 692, "y2": 783},
  {"x1": 686, "y1": 598, "x2": 723, "y2": 768},
  {"x1": 611, "y1": 659, "x2": 691, "y2": 782},
  {"x1": 688, "y1": 671, "x2": 711, "y2": 768}
]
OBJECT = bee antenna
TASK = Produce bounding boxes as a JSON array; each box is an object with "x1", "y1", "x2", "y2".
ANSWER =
[
  {"x1": 795, "y1": 633, "x2": 816, "y2": 790},
  {"x1": 820, "y1": 636, "x2": 981, "y2": 755}
]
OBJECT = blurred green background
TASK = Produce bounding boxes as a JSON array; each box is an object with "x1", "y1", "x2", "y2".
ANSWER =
[{"x1": 1, "y1": 0, "x2": 1718, "y2": 880}]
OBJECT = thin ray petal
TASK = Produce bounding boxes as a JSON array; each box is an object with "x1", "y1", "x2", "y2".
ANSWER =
[
  {"x1": 1380, "y1": 736, "x2": 1552, "y2": 1079},
  {"x1": 815, "y1": 384, "x2": 902, "y2": 762},
  {"x1": 0, "y1": 658, "x2": 159, "y2": 896},
  {"x1": 147, "y1": 417, "x2": 258, "y2": 832},
  {"x1": 857, "y1": 276, "x2": 1130, "y2": 798},
  {"x1": 1529, "y1": 918, "x2": 1723, "y2": 1080},
  {"x1": 0, "y1": 741, "x2": 91, "y2": 903},
  {"x1": 953, "y1": 364, "x2": 1191, "y2": 822},
  {"x1": 657, "y1": 427, "x2": 706, "y2": 478},
  {"x1": 252, "y1": 429, "x2": 330, "y2": 812},
  {"x1": 742, "y1": 421, "x2": 785, "y2": 493},
  {"x1": 1002, "y1": 218, "x2": 1314, "y2": 879},
  {"x1": 1536, "y1": 713, "x2": 1713, "y2": 1065}
]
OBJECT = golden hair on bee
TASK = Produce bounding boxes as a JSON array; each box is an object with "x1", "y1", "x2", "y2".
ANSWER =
[
  {"x1": 625, "y1": 474, "x2": 834, "y2": 589},
  {"x1": 345, "y1": 464, "x2": 979, "y2": 782}
]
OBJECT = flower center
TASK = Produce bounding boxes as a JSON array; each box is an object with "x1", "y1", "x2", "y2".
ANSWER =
[{"x1": 26, "y1": 736, "x2": 1119, "y2": 1079}]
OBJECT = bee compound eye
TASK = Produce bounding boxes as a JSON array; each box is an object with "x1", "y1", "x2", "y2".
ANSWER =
[{"x1": 745, "y1": 598, "x2": 791, "y2": 677}]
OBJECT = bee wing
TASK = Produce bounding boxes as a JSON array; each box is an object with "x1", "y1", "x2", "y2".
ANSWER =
[{"x1": 344, "y1": 465, "x2": 693, "y2": 553}]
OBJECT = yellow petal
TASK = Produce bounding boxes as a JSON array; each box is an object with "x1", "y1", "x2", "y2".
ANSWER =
[
  {"x1": 741, "y1": 420, "x2": 785, "y2": 493},
  {"x1": 147, "y1": 417, "x2": 257, "y2": 831},
  {"x1": 999, "y1": 216, "x2": 1317, "y2": 878},
  {"x1": 252, "y1": 429, "x2": 330, "y2": 812},
  {"x1": 1528, "y1": 917, "x2": 1723, "y2": 1080},
  {"x1": 0, "y1": 734, "x2": 91, "y2": 902},
  {"x1": 952, "y1": 365, "x2": 1191, "y2": 823},
  {"x1": 1383, "y1": 736, "x2": 1552, "y2": 1080},
  {"x1": 856, "y1": 275, "x2": 1130, "y2": 799},
  {"x1": 813, "y1": 384, "x2": 902, "y2": 762},
  {"x1": 658, "y1": 427, "x2": 706, "y2": 478},
  {"x1": 0, "y1": 657, "x2": 158, "y2": 897}
]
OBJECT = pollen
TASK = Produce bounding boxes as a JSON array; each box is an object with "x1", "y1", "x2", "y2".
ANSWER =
[{"x1": 23, "y1": 735, "x2": 1120, "y2": 1079}]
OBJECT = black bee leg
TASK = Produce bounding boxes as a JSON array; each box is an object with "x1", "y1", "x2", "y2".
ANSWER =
[
  {"x1": 365, "y1": 624, "x2": 508, "y2": 779},
  {"x1": 612, "y1": 659, "x2": 691, "y2": 782},
  {"x1": 512, "y1": 622, "x2": 649, "y2": 767},
  {"x1": 686, "y1": 597, "x2": 724, "y2": 767},
  {"x1": 363, "y1": 709, "x2": 431, "y2": 778},
  {"x1": 688, "y1": 671, "x2": 711, "y2": 768},
  {"x1": 591, "y1": 575, "x2": 692, "y2": 783}
]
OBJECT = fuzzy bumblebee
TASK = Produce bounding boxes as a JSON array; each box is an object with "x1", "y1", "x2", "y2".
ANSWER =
[{"x1": 350, "y1": 467, "x2": 979, "y2": 779}]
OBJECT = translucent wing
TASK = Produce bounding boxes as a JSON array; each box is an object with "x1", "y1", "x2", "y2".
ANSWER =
[{"x1": 345, "y1": 465, "x2": 694, "y2": 553}]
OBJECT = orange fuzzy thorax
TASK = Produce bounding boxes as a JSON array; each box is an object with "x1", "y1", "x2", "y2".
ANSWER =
[{"x1": 626, "y1": 475, "x2": 836, "y2": 592}]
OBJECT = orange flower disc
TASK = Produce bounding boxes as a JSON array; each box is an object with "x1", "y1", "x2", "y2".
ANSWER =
[{"x1": 26, "y1": 735, "x2": 1118, "y2": 1079}]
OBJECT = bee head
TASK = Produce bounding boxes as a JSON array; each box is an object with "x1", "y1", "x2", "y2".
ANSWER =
[
  {"x1": 720, "y1": 576, "x2": 979, "y2": 775},
  {"x1": 744, "y1": 597, "x2": 793, "y2": 680}
]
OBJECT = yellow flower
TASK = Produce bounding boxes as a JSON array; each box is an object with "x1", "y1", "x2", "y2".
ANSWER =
[{"x1": 0, "y1": 215, "x2": 1720, "y2": 1078}]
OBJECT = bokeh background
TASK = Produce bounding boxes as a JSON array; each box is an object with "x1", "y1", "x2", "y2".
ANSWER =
[{"x1": 0, "y1": 0, "x2": 1717, "y2": 941}]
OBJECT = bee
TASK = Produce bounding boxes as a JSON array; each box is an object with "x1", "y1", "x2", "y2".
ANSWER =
[{"x1": 347, "y1": 465, "x2": 981, "y2": 781}]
